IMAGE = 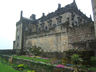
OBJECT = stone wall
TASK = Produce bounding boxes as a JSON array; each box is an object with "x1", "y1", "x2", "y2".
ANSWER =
[
  {"x1": 68, "y1": 24, "x2": 95, "y2": 43},
  {"x1": 25, "y1": 31, "x2": 69, "y2": 52},
  {"x1": 67, "y1": 23, "x2": 95, "y2": 49},
  {"x1": 0, "y1": 50, "x2": 15, "y2": 55}
]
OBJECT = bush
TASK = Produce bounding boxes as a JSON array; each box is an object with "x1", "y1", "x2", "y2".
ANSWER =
[
  {"x1": 16, "y1": 64, "x2": 25, "y2": 71},
  {"x1": 65, "y1": 49, "x2": 94, "y2": 65},
  {"x1": 26, "y1": 46, "x2": 43, "y2": 56},
  {"x1": 71, "y1": 54, "x2": 83, "y2": 65}
]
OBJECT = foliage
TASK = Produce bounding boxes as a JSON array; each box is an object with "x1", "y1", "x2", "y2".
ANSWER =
[
  {"x1": 27, "y1": 46, "x2": 43, "y2": 56},
  {"x1": 90, "y1": 56, "x2": 96, "y2": 66},
  {"x1": 71, "y1": 54, "x2": 83, "y2": 72},
  {"x1": 65, "y1": 49, "x2": 93, "y2": 65},
  {"x1": 27, "y1": 70, "x2": 35, "y2": 72},
  {"x1": 16, "y1": 64, "x2": 25, "y2": 71},
  {"x1": 71, "y1": 54, "x2": 83, "y2": 65},
  {"x1": 61, "y1": 58, "x2": 67, "y2": 65}
]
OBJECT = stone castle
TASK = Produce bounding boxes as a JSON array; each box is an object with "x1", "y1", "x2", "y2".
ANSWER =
[{"x1": 13, "y1": 0, "x2": 96, "y2": 54}]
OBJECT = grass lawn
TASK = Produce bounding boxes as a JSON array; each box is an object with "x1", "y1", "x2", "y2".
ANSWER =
[
  {"x1": 0, "y1": 61, "x2": 20, "y2": 72},
  {"x1": 13, "y1": 55, "x2": 50, "y2": 63}
]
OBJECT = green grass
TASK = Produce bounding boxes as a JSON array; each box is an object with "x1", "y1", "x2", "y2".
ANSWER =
[
  {"x1": 0, "y1": 61, "x2": 20, "y2": 72},
  {"x1": 13, "y1": 55, "x2": 50, "y2": 63}
]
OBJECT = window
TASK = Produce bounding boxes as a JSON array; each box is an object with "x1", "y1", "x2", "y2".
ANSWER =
[
  {"x1": 53, "y1": 24, "x2": 56, "y2": 27},
  {"x1": 17, "y1": 36, "x2": 19, "y2": 40},
  {"x1": 74, "y1": 21, "x2": 77, "y2": 26},
  {"x1": 56, "y1": 16, "x2": 62, "y2": 24},
  {"x1": 47, "y1": 19, "x2": 52, "y2": 27},
  {"x1": 72, "y1": 22, "x2": 74, "y2": 26},
  {"x1": 45, "y1": 26, "x2": 47, "y2": 30}
]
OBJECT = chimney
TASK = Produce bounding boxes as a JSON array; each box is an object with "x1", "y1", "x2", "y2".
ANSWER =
[
  {"x1": 58, "y1": 3, "x2": 61, "y2": 9},
  {"x1": 30, "y1": 14, "x2": 36, "y2": 21},
  {"x1": 42, "y1": 13, "x2": 45, "y2": 17},
  {"x1": 20, "y1": 10, "x2": 23, "y2": 20}
]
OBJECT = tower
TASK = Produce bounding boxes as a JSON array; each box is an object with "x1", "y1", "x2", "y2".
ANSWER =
[
  {"x1": 91, "y1": 0, "x2": 96, "y2": 56},
  {"x1": 14, "y1": 11, "x2": 24, "y2": 54},
  {"x1": 91, "y1": 0, "x2": 96, "y2": 36}
]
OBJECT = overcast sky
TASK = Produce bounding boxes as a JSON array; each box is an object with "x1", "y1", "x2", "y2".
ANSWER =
[{"x1": 0, "y1": 0, "x2": 93, "y2": 50}]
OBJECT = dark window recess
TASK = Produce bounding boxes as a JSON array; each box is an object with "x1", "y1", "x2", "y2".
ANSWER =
[
  {"x1": 67, "y1": 17, "x2": 69, "y2": 23},
  {"x1": 48, "y1": 20, "x2": 52, "y2": 27},
  {"x1": 50, "y1": 23, "x2": 52, "y2": 26},
  {"x1": 56, "y1": 16, "x2": 62, "y2": 24},
  {"x1": 17, "y1": 36, "x2": 19, "y2": 40},
  {"x1": 71, "y1": 12, "x2": 75, "y2": 21},
  {"x1": 57, "y1": 18, "x2": 62, "y2": 24},
  {"x1": 72, "y1": 22, "x2": 74, "y2": 26},
  {"x1": 71, "y1": 17, "x2": 74, "y2": 20},
  {"x1": 53, "y1": 24, "x2": 56, "y2": 27},
  {"x1": 67, "y1": 17, "x2": 69, "y2": 21},
  {"x1": 77, "y1": 17, "x2": 82, "y2": 24},
  {"x1": 45, "y1": 26, "x2": 48, "y2": 30},
  {"x1": 80, "y1": 18, "x2": 82, "y2": 22},
  {"x1": 71, "y1": 12, "x2": 75, "y2": 17},
  {"x1": 40, "y1": 24, "x2": 42, "y2": 26},
  {"x1": 74, "y1": 21, "x2": 77, "y2": 26}
]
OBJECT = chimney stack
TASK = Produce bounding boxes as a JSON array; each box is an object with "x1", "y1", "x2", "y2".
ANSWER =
[
  {"x1": 30, "y1": 14, "x2": 36, "y2": 21},
  {"x1": 58, "y1": 3, "x2": 61, "y2": 9},
  {"x1": 42, "y1": 13, "x2": 45, "y2": 17},
  {"x1": 20, "y1": 10, "x2": 23, "y2": 20}
]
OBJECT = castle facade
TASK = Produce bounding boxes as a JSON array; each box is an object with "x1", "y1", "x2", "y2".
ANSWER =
[{"x1": 13, "y1": 0, "x2": 96, "y2": 54}]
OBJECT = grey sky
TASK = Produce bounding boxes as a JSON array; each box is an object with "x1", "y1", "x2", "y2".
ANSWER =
[{"x1": 0, "y1": 0, "x2": 93, "y2": 49}]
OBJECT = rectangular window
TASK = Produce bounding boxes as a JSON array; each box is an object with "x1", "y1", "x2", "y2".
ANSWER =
[
  {"x1": 56, "y1": 16, "x2": 62, "y2": 24},
  {"x1": 47, "y1": 20, "x2": 52, "y2": 27}
]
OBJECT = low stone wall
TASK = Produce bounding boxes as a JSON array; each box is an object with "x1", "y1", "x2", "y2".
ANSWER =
[{"x1": 0, "y1": 49, "x2": 15, "y2": 55}]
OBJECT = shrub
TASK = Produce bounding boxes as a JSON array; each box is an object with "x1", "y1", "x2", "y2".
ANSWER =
[
  {"x1": 71, "y1": 54, "x2": 83, "y2": 65},
  {"x1": 26, "y1": 46, "x2": 43, "y2": 56},
  {"x1": 17, "y1": 64, "x2": 24, "y2": 71}
]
